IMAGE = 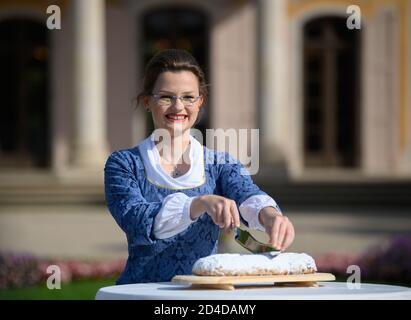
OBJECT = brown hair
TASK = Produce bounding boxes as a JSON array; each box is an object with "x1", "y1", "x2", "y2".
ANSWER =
[{"x1": 136, "y1": 49, "x2": 208, "y2": 107}]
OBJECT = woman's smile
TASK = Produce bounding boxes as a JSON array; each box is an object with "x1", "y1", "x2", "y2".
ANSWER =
[{"x1": 165, "y1": 113, "x2": 189, "y2": 123}]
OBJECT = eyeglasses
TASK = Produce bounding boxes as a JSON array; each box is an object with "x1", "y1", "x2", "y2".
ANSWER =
[{"x1": 150, "y1": 94, "x2": 202, "y2": 107}]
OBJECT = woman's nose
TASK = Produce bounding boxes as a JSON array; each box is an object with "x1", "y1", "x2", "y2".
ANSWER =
[{"x1": 170, "y1": 97, "x2": 185, "y2": 110}]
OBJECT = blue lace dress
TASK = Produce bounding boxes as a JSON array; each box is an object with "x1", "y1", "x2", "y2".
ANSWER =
[{"x1": 104, "y1": 144, "x2": 272, "y2": 284}]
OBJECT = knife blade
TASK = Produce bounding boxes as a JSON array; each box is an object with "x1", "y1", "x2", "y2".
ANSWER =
[{"x1": 234, "y1": 227, "x2": 282, "y2": 255}]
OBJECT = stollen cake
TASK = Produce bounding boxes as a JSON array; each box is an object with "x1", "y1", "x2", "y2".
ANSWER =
[{"x1": 192, "y1": 252, "x2": 317, "y2": 276}]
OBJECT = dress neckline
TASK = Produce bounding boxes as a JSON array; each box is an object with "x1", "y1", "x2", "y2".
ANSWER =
[
  {"x1": 137, "y1": 132, "x2": 206, "y2": 190},
  {"x1": 150, "y1": 137, "x2": 194, "y2": 180}
]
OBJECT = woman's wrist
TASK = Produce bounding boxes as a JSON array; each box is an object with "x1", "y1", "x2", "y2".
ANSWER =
[
  {"x1": 189, "y1": 195, "x2": 207, "y2": 220},
  {"x1": 258, "y1": 206, "x2": 282, "y2": 227}
]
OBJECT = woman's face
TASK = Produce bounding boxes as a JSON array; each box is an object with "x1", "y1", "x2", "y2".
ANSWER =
[{"x1": 144, "y1": 71, "x2": 204, "y2": 137}]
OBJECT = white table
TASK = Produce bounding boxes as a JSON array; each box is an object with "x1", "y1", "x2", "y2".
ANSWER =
[{"x1": 96, "y1": 282, "x2": 411, "y2": 300}]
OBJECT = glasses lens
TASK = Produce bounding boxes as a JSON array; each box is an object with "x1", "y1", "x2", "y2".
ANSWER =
[
  {"x1": 157, "y1": 96, "x2": 172, "y2": 106},
  {"x1": 182, "y1": 96, "x2": 195, "y2": 105}
]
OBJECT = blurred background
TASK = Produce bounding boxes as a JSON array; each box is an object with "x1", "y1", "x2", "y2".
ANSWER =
[{"x1": 0, "y1": 0, "x2": 410, "y2": 299}]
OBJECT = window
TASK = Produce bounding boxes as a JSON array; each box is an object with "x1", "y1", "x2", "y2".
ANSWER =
[{"x1": 303, "y1": 17, "x2": 361, "y2": 167}]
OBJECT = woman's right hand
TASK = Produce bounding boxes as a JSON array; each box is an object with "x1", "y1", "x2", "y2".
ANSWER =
[{"x1": 190, "y1": 195, "x2": 241, "y2": 232}]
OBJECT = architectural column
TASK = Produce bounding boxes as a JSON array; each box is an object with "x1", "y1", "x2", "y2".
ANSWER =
[
  {"x1": 259, "y1": 0, "x2": 288, "y2": 166},
  {"x1": 72, "y1": 0, "x2": 108, "y2": 169},
  {"x1": 363, "y1": 7, "x2": 400, "y2": 175},
  {"x1": 210, "y1": 2, "x2": 257, "y2": 167},
  {"x1": 211, "y1": 2, "x2": 257, "y2": 131},
  {"x1": 400, "y1": 1, "x2": 411, "y2": 175},
  {"x1": 402, "y1": 103, "x2": 411, "y2": 174}
]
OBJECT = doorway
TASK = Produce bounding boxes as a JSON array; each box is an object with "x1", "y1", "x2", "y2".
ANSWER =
[
  {"x1": 141, "y1": 7, "x2": 210, "y2": 136},
  {"x1": 0, "y1": 18, "x2": 50, "y2": 168}
]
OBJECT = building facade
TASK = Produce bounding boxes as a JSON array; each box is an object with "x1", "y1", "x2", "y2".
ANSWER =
[{"x1": 0, "y1": 0, "x2": 410, "y2": 203}]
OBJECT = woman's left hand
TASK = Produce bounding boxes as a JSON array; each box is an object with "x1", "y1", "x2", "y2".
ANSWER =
[{"x1": 258, "y1": 207, "x2": 295, "y2": 251}]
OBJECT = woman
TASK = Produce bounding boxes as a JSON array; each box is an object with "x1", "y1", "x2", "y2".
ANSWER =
[{"x1": 104, "y1": 49, "x2": 295, "y2": 284}]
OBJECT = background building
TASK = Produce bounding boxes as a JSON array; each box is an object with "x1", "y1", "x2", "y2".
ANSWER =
[{"x1": 0, "y1": 0, "x2": 410, "y2": 264}]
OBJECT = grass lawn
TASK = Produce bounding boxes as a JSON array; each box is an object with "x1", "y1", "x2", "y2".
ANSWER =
[{"x1": 0, "y1": 278, "x2": 117, "y2": 300}]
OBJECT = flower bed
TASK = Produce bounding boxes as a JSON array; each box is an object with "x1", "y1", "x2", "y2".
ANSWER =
[
  {"x1": 1, "y1": 233, "x2": 410, "y2": 289},
  {"x1": 316, "y1": 233, "x2": 411, "y2": 284},
  {"x1": 0, "y1": 253, "x2": 125, "y2": 289}
]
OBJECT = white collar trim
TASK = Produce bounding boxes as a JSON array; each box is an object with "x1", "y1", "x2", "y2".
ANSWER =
[{"x1": 138, "y1": 133, "x2": 206, "y2": 189}]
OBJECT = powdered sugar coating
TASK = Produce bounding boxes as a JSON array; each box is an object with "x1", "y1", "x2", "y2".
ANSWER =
[{"x1": 192, "y1": 252, "x2": 317, "y2": 276}]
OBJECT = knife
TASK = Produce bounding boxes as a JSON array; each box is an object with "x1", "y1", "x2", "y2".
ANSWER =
[{"x1": 234, "y1": 227, "x2": 282, "y2": 255}]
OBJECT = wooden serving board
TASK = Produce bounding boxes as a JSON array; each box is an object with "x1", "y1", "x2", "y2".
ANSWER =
[{"x1": 172, "y1": 273, "x2": 336, "y2": 290}]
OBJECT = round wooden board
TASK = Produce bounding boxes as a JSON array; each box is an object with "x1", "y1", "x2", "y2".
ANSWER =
[{"x1": 172, "y1": 273, "x2": 336, "y2": 290}]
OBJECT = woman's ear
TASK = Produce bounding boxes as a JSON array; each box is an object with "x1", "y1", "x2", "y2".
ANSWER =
[
  {"x1": 142, "y1": 96, "x2": 151, "y2": 111},
  {"x1": 198, "y1": 95, "x2": 205, "y2": 108}
]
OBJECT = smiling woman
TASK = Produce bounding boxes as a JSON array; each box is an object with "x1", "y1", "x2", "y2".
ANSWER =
[{"x1": 104, "y1": 49, "x2": 294, "y2": 284}]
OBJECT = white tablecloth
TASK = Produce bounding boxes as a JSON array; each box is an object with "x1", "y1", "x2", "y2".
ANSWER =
[{"x1": 96, "y1": 282, "x2": 411, "y2": 300}]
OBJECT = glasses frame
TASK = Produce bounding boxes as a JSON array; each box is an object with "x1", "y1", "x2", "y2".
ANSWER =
[{"x1": 150, "y1": 93, "x2": 202, "y2": 107}]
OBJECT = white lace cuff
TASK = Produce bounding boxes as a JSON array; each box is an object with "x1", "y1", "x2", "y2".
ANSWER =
[
  {"x1": 153, "y1": 193, "x2": 197, "y2": 239},
  {"x1": 239, "y1": 195, "x2": 282, "y2": 231}
]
